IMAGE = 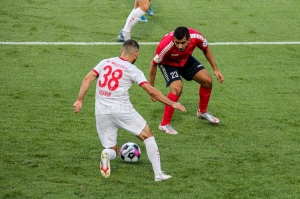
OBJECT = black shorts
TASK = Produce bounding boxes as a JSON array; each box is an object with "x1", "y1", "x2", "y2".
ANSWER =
[{"x1": 159, "y1": 56, "x2": 205, "y2": 87}]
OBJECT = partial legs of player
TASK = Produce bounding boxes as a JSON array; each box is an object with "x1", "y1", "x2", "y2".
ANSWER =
[
  {"x1": 118, "y1": 0, "x2": 151, "y2": 42},
  {"x1": 192, "y1": 68, "x2": 219, "y2": 124},
  {"x1": 137, "y1": 124, "x2": 172, "y2": 181}
]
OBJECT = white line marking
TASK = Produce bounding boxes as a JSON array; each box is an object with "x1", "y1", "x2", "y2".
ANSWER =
[
  {"x1": 210, "y1": 42, "x2": 300, "y2": 45},
  {"x1": 0, "y1": 42, "x2": 299, "y2": 45}
]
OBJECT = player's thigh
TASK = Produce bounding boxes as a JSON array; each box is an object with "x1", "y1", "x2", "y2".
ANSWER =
[
  {"x1": 96, "y1": 115, "x2": 118, "y2": 148},
  {"x1": 159, "y1": 64, "x2": 182, "y2": 87},
  {"x1": 111, "y1": 110, "x2": 146, "y2": 136},
  {"x1": 180, "y1": 56, "x2": 205, "y2": 81},
  {"x1": 192, "y1": 69, "x2": 212, "y2": 88}
]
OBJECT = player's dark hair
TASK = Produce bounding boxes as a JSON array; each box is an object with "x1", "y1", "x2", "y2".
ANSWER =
[
  {"x1": 123, "y1": 39, "x2": 139, "y2": 64},
  {"x1": 174, "y1": 26, "x2": 190, "y2": 40},
  {"x1": 123, "y1": 39, "x2": 139, "y2": 51}
]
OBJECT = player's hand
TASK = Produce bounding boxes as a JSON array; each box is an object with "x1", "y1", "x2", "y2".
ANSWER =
[
  {"x1": 171, "y1": 102, "x2": 186, "y2": 112},
  {"x1": 73, "y1": 100, "x2": 83, "y2": 113},
  {"x1": 214, "y1": 70, "x2": 224, "y2": 84}
]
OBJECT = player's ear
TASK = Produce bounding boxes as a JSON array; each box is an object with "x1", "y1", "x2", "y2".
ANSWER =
[{"x1": 135, "y1": 51, "x2": 139, "y2": 58}]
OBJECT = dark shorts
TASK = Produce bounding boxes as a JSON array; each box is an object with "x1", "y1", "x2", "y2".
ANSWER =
[{"x1": 159, "y1": 56, "x2": 205, "y2": 87}]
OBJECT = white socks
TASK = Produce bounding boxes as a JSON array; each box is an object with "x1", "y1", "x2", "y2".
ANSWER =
[
  {"x1": 144, "y1": 136, "x2": 162, "y2": 175},
  {"x1": 123, "y1": 7, "x2": 145, "y2": 33},
  {"x1": 103, "y1": 148, "x2": 116, "y2": 160},
  {"x1": 103, "y1": 138, "x2": 162, "y2": 176}
]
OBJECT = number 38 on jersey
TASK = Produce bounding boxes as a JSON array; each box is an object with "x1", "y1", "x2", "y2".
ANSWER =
[{"x1": 99, "y1": 65, "x2": 123, "y2": 91}]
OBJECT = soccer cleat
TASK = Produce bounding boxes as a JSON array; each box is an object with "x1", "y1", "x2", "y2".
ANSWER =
[
  {"x1": 140, "y1": 15, "x2": 148, "y2": 22},
  {"x1": 155, "y1": 172, "x2": 171, "y2": 182},
  {"x1": 159, "y1": 124, "x2": 178, "y2": 134},
  {"x1": 147, "y1": 4, "x2": 154, "y2": 16},
  {"x1": 100, "y1": 151, "x2": 110, "y2": 178},
  {"x1": 117, "y1": 29, "x2": 131, "y2": 42},
  {"x1": 197, "y1": 110, "x2": 220, "y2": 124}
]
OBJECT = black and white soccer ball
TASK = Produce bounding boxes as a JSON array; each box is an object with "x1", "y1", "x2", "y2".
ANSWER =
[{"x1": 120, "y1": 142, "x2": 141, "y2": 163}]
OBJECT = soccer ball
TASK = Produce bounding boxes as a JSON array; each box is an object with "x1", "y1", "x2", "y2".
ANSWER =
[{"x1": 120, "y1": 142, "x2": 141, "y2": 163}]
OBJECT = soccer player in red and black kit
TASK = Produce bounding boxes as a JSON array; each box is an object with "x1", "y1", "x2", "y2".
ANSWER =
[{"x1": 149, "y1": 26, "x2": 224, "y2": 134}]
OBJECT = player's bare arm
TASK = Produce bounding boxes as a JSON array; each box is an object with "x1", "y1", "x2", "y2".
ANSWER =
[
  {"x1": 73, "y1": 70, "x2": 98, "y2": 113},
  {"x1": 141, "y1": 83, "x2": 186, "y2": 112},
  {"x1": 149, "y1": 62, "x2": 158, "y2": 102},
  {"x1": 202, "y1": 47, "x2": 224, "y2": 84},
  {"x1": 149, "y1": 62, "x2": 158, "y2": 87}
]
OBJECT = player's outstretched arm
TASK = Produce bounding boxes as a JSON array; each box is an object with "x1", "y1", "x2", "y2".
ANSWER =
[
  {"x1": 141, "y1": 83, "x2": 186, "y2": 112},
  {"x1": 149, "y1": 62, "x2": 158, "y2": 87},
  {"x1": 73, "y1": 70, "x2": 98, "y2": 113},
  {"x1": 202, "y1": 47, "x2": 224, "y2": 84},
  {"x1": 149, "y1": 62, "x2": 159, "y2": 102}
]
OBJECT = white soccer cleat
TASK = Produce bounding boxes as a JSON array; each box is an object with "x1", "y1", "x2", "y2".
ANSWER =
[
  {"x1": 117, "y1": 29, "x2": 131, "y2": 42},
  {"x1": 155, "y1": 172, "x2": 172, "y2": 182},
  {"x1": 159, "y1": 124, "x2": 178, "y2": 134},
  {"x1": 197, "y1": 110, "x2": 220, "y2": 124},
  {"x1": 100, "y1": 151, "x2": 110, "y2": 178}
]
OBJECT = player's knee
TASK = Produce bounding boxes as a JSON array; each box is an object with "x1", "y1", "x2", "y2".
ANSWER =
[
  {"x1": 170, "y1": 82, "x2": 183, "y2": 96},
  {"x1": 201, "y1": 76, "x2": 213, "y2": 88},
  {"x1": 137, "y1": 131, "x2": 153, "y2": 141},
  {"x1": 137, "y1": 124, "x2": 153, "y2": 141},
  {"x1": 172, "y1": 88, "x2": 182, "y2": 96}
]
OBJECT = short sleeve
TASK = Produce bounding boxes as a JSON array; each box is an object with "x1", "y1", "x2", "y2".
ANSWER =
[{"x1": 130, "y1": 68, "x2": 148, "y2": 85}]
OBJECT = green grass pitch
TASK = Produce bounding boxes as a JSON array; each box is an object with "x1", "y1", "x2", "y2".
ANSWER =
[{"x1": 1, "y1": 0, "x2": 300, "y2": 198}]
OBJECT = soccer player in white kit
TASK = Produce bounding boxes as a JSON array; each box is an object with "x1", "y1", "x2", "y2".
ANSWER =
[{"x1": 73, "y1": 39, "x2": 186, "y2": 181}]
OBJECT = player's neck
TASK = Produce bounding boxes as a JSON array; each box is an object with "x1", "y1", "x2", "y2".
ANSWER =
[{"x1": 120, "y1": 55, "x2": 135, "y2": 64}]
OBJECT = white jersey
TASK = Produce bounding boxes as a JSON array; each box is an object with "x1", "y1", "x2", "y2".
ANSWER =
[{"x1": 93, "y1": 57, "x2": 148, "y2": 115}]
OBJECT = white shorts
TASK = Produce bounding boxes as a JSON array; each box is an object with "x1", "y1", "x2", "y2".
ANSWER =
[{"x1": 96, "y1": 109, "x2": 146, "y2": 148}]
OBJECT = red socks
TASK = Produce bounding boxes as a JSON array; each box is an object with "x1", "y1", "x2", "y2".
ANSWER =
[
  {"x1": 161, "y1": 87, "x2": 211, "y2": 125},
  {"x1": 198, "y1": 86, "x2": 212, "y2": 113},
  {"x1": 161, "y1": 92, "x2": 179, "y2": 125}
]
